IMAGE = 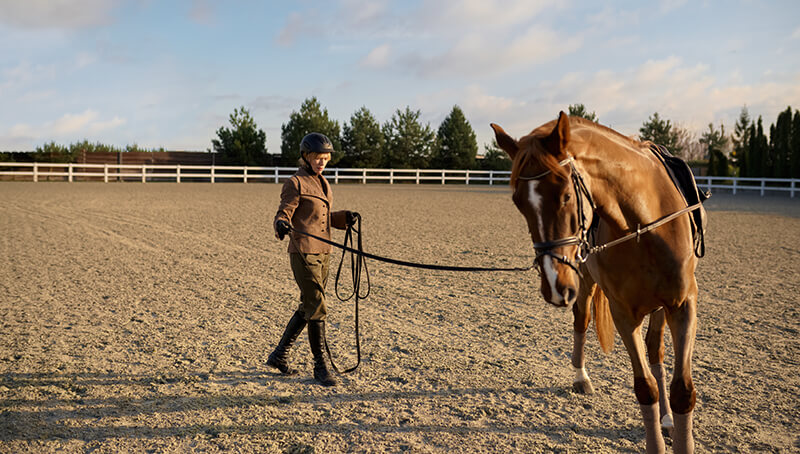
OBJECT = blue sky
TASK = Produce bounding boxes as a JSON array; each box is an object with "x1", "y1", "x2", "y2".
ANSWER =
[{"x1": 1, "y1": 0, "x2": 798, "y2": 154}]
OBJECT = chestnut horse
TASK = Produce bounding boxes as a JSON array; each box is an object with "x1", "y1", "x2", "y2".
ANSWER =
[{"x1": 492, "y1": 113, "x2": 700, "y2": 454}]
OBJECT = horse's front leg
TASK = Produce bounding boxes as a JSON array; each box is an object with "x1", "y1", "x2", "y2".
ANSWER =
[
  {"x1": 613, "y1": 306, "x2": 666, "y2": 454},
  {"x1": 665, "y1": 289, "x2": 698, "y2": 454},
  {"x1": 646, "y1": 308, "x2": 674, "y2": 431},
  {"x1": 571, "y1": 278, "x2": 595, "y2": 394}
]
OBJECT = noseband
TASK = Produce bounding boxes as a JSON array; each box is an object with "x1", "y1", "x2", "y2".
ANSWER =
[{"x1": 517, "y1": 156, "x2": 596, "y2": 276}]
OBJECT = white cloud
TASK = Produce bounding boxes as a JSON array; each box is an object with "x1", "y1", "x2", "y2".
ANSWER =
[
  {"x1": 422, "y1": 0, "x2": 557, "y2": 29},
  {"x1": 791, "y1": 27, "x2": 800, "y2": 40},
  {"x1": 462, "y1": 58, "x2": 800, "y2": 152},
  {"x1": 360, "y1": 44, "x2": 392, "y2": 68},
  {"x1": 0, "y1": 110, "x2": 127, "y2": 150},
  {"x1": 0, "y1": 0, "x2": 117, "y2": 29},
  {"x1": 276, "y1": 11, "x2": 312, "y2": 47}
]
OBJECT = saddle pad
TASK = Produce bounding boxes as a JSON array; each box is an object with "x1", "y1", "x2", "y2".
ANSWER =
[{"x1": 649, "y1": 144, "x2": 709, "y2": 257}]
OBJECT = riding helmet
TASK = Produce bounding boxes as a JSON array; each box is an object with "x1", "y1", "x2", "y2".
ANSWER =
[{"x1": 300, "y1": 133, "x2": 334, "y2": 156}]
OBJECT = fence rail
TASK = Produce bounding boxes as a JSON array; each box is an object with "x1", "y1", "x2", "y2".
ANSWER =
[
  {"x1": 0, "y1": 162, "x2": 797, "y2": 197},
  {"x1": 0, "y1": 162, "x2": 513, "y2": 185}
]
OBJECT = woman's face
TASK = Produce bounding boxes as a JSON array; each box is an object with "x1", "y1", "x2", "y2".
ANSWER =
[{"x1": 309, "y1": 153, "x2": 331, "y2": 174}]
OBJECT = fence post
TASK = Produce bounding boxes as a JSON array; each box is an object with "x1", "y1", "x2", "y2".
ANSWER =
[
  {"x1": 466, "y1": 170, "x2": 470, "y2": 185},
  {"x1": 104, "y1": 164, "x2": 108, "y2": 183},
  {"x1": 176, "y1": 164, "x2": 181, "y2": 183},
  {"x1": 141, "y1": 164, "x2": 146, "y2": 183},
  {"x1": 441, "y1": 170, "x2": 445, "y2": 184},
  {"x1": 760, "y1": 180, "x2": 765, "y2": 197},
  {"x1": 33, "y1": 163, "x2": 38, "y2": 182},
  {"x1": 362, "y1": 168, "x2": 367, "y2": 184},
  {"x1": 211, "y1": 166, "x2": 215, "y2": 184},
  {"x1": 274, "y1": 167, "x2": 279, "y2": 183},
  {"x1": 792, "y1": 180, "x2": 796, "y2": 198},
  {"x1": 489, "y1": 170, "x2": 494, "y2": 186},
  {"x1": 390, "y1": 169, "x2": 394, "y2": 184},
  {"x1": 335, "y1": 168, "x2": 339, "y2": 184},
  {"x1": 732, "y1": 179, "x2": 737, "y2": 195},
  {"x1": 416, "y1": 170, "x2": 420, "y2": 184},
  {"x1": 68, "y1": 164, "x2": 73, "y2": 183},
  {"x1": 243, "y1": 166, "x2": 248, "y2": 184}
]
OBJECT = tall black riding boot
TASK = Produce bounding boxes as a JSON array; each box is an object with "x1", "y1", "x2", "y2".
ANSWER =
[
  {"x1": 267, "y1": 310, "x2": 307, "y2": 375},
  {"x1": 307, "y1": 320, "x2": 337, "y2": 386}
]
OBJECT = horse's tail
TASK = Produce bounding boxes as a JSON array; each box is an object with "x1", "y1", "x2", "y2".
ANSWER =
[{"x1": 593, "y1": 287, "x2": 615, "y2": 353}]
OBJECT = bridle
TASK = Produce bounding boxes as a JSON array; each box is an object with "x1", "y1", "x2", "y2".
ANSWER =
[{"x1": 517, "y1": 155, "x2": 596, "y2": 277}]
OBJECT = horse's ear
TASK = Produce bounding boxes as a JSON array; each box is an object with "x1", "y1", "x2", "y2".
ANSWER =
[
  {"x1": 543, "y1": 111, "x2": 570, "y2": 156},
  {"x1": 490, "y1": 123, "x2": 519, "y2": 159}
]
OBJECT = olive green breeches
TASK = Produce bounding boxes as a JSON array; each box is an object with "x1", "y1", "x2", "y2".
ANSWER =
[{"x1": 290, "y1": 253, "x2": 330, "y2": 321}]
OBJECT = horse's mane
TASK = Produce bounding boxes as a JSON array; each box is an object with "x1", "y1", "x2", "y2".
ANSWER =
[{"x1": 510, "y1": 116, "x2": 646, "y2": 187}]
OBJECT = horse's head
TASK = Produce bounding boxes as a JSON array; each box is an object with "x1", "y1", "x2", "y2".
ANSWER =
[{"x1": 492, "y1": 112, "x2": 588, "y2": 308}]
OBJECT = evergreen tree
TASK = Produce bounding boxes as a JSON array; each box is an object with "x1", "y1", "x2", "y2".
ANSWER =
[
  {"x1": 480, "y1": 140, "x2": 512, "y2": 171},
  {"x1": 431, "y1": 105, "x2": 478, "y2": 169},
  {"x1": 791, "y1": 110, "x2": 800, "y2": 178},
  {"x1": 567, "y1": 104, "x2": 598, "y2": 122},
  {"x1": 732, "y1": 106, "x2": 751, "y2": 174},
  {"x1": 381, "y1": 106, "x2": 435, "y2": 169},
  {"x1": 770, "y1": 106, "x2": 793, "y2": 178},
  {"x1": 280, "y1": 97, "x2": 341, "y2": 166},
  {"x1": 639, "y1": 112, "x2": 682, "y2": 155},
  {"x1": 33, "y1": 141, "x2": 73, "y2": 163},
  {"x1": 754, "y1": 116, "x2": 768, "y2": 177},
  {"x1": 340, "y1": 106, "x2": 384, "y2": 168},
  {"x1": 212, "y1": 106, "x2": 268, "y2": 165},
  {"x1": 701, "y1": 122, "x2": 729, "y2": 177}
]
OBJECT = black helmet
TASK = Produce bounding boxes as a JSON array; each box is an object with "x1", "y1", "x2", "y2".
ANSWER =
[{"x1": 300, "y1": 132, "x2": 334, "y2": 156}]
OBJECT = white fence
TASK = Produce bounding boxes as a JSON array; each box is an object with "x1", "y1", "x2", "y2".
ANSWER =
[
  {"x1": 0, "y1": 162, "x2": 798, "y2": 197},
  {"x1": 0, "y1": 162, "x2": 512, "y2": 185}
]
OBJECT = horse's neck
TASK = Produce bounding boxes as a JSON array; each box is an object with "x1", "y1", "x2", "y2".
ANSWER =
[{"x1": 580, "y1": 144, "x2": 681, "y2": 234}]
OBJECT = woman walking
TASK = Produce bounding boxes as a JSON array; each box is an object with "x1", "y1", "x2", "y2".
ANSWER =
[{"x1": 269, "y1": 132, "x2": 357, "y2": 386}]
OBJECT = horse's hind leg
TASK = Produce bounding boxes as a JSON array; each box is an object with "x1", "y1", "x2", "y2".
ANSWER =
[
  {"x1": 571, "y1": 280, "x2": 595, "y2": 394},
  {"x1": 665, "y1": 291, "x2": 698, "y2": 454},
  {"x1": 646, "y1": 308, "x2": 674, "y2": 431}
]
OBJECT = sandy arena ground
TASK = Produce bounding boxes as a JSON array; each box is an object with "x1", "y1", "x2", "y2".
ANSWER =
[{"x1": 1, "y1": 182, "x2": 799, "y2": 453}]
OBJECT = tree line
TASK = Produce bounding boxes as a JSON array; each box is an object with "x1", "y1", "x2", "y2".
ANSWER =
[
  {"x1": 3, "y1": 98, "x2": 799, "y2": 178},
  {"x1": 210, "y1": 99, "x2": 800, "y2": 177}
]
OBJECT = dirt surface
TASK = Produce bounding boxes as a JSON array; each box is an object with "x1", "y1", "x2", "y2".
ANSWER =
[{"x1": 1, "y1": 182, "x2": 798, "y2": 453}]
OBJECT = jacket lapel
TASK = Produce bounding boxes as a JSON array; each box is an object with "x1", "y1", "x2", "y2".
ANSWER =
[{"x1": 297, "y1": 167, "x2": 330, "y2": 206}]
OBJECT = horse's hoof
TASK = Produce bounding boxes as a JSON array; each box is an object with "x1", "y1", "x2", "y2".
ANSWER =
[
  {"x1": 572, "y1": 380, "x2": 594, "y2": 394},
  {"x1": 661, "y1": 413, "x2": 674, "y2": 437}
]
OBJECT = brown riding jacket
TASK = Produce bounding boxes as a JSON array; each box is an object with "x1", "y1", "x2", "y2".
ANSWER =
[{"x1": 274, "y1": 166, "x2": 348, "y2": 254}]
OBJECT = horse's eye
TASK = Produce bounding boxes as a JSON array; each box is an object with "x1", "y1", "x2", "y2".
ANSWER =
[{"x1": 564, "y1": 193, "x2": 571, "y2": 203}]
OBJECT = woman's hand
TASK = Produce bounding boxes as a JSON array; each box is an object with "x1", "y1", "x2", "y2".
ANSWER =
[
  {"x1": 346, "y1": 211, "x2": 360, "y2": 227},
  {"x1": 275, "y1": 220, "x2": 291, "y2": 240}
]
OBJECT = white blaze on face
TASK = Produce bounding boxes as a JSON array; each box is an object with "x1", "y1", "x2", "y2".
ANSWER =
[{"x1": 526, "y1": 180, "x2": 563, "y2": 304}]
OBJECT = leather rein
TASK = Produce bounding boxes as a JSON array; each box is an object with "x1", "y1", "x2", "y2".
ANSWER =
[{"x1": 516, "y1": 155, "x2": 703, "y2": 276}]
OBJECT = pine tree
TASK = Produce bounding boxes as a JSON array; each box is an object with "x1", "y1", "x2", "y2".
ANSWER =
[
  {"x1": 770, "y1": 107, "x2": 793, "y2": 178},
  {"x1": 280, "y1": 97, "x2": 341, "y2": 166},
  {"x1": 432, "y1": 105, "x2": 478, "y2": 169},
  {"x1": 639, "y1": 112, "x2": 682, "y2": 155},
  {"x1": 754, "y1": 117, "x2": 767, "y2": 177},
  {"x1": 701, "y1": 122, "x2": 729, "y2": 177},
  {"x1": 567, "y1": 104, "x2": 598, "y2": 122},
  {"x1": 341, "y1": 106, "x2": 384, "y2": 168},
  {"x1": 212, "y1": 106, "x2": 268, "y2": 165},
  {"x1": 791, "y1": 110, "x2": 800, "y2": 178},
  {"x1": 732, "y1": 106, "x2": 751, "y2": 175},
  {"x1": 381, "y1": 107, "x2": 435, "y2": 169},
  {"x1": 480, "y1": 140, "x2": 512, "y2": 171}
]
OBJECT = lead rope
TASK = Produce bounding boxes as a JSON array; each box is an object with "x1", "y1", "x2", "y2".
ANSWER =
[
  {"x1": 286, "y1": 216, "x2": 535, "y2": 375},
  {"x1": 324, "y1": 214, "x2": 369, "y2": 374}
]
